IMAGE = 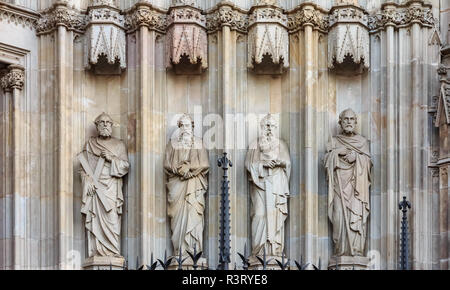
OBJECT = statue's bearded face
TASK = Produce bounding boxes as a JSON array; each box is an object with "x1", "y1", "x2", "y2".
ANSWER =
[
  {"x1": 340, "y1": 110, "x2": 357, "y2": 134},
  {"x1": 96, "y1": 118, "x2": 113, "y2": 137},
  {"x1": 261, "y1": 118, "x2": 278, "y2": 139},
  {"x1": 179, "y1": 118, "x2": 193, "y2": 137}
]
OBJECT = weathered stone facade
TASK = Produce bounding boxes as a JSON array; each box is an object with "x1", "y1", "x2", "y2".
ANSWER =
[{"x1": 0, "y1": 0, "x2": 448, "y2": 270}]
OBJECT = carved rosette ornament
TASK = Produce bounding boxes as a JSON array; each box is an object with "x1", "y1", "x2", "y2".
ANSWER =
[
  {"x1": 85, "y1": 0, "x2": 126, "y2": 73},
  {"x1": 328, "y1": 3, "x2": 370, "y2": 73},
  {"x1": 166, "y1": 0, "x2": 208, "y2": 74},
  {"x1": 248, "y1": 0, "x2": 289, "y2": 74}
]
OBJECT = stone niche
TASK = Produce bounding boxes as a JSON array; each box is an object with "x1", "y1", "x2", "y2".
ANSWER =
[
  {"x1": 84, "y1": 0, "x2": 127, "y2": 75},
  {"x1": 247, "y1": 0, "x2": 289, "y2": 75},
  {"x1": 165, "y1": 1, "x2": 208, "y2": 75},
  {"x1": 328, "y1": 2, "x2": 370, "y2": 75}
]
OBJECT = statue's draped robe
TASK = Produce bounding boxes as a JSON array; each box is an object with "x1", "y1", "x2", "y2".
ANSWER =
[
  {"x1": 80, "y1": 137, "x2": 129, "y2": 257},
  {"x1": 164, "y1": 137, "x2": 209, "y2": 254},
  {"x1": 245, "y1": 138, "x2": 291, "y2": 256},
  {"x1": 324, "y1": 134, "x2": 371, "y2": 256}
]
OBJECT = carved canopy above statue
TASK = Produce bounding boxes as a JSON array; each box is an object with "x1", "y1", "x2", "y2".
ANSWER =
[
  {"x1": 85, "y1": 0, "x2": 126, "y2": 74},
  {"x1": 248, "y1": 0, "x2": 289, "y2": 75},
  {"x1": 166, "y1": 0, "x2": 208, "y2": 75},
  {"x1": 328, "y1": 3, "x2": 370, "y2": 74}
]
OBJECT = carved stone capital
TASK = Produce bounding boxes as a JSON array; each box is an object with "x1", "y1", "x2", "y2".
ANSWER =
[
  {"x1": 206, "y1": 3, "x2": 248, "y2": 33},
  {"x1": 287, "y1": 5, "x2": 329, "y2": 33},
  {"x1": 368, "y1": 1, "x2": 434, "y2": 32},
  {"x1": 36, "y1": 2, "x2": 87, "y2": 34},
  {"x1": 0, "y1": 65, "x2": 25, "y2": 92},
  {"x1": 166, "y1": 2, "x2": 208, "y2": 73},
  {"x1": 124, "y1": 4, "x2": 167, "y2": 33}
]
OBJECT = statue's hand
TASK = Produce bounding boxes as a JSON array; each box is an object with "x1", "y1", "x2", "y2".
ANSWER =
[
  {"x1": 263, "y1": 160, "x2": 277, "y2": 169},
  {"x1": 178, "y1": 163, "x2": 190, "y2": 176},
  {"x1": 101, "y1": 149, "x2": 114, "y2": 162},
  {"x1": 336, "y1": 147, "x2": 350, "y2": 156},
  {"x1": 183, "y1": 171, "x2": 194, "y2": 180},
  {"x1": 345, "y1": 150, "x2": 357, "y2": 163},
  {"x1": 276, "y1": 160, "x2": 286, "y2": 168},
  {"x1": 85, "y1": 177, "x2": 96, "y2": 197}
]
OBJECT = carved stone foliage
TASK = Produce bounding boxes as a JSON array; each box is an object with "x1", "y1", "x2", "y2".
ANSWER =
[
  {"x1": 206, "y1": 4, "x2": 248, "y2": 34},
  {"x1": 287, "y1": 5, "x2": 329, "y2": 33},
  {"x1": 166, "y1": 3, "x2": 208, "y2": 74},
  {"x1": 36, "y1": 2, "x2": 87, "y2": 34},
  {"x1": 124, "y1": 4, "x2": 167, "y2": 33},
  {"x1": 328, "y1": 5, "x2": 370, "y2": 73},
  {"x1": 367, "y1": 2, "x2": 435, "y2": 32},
  {"x1": 248, "y1": 2, "x2": 289, "y2": 74},
  {"x1": 85, "y1": 0, "x2": 126, "y2": 73},
  {"x1": 0, "y1": 65, "x2": 25, "y2": 92}
]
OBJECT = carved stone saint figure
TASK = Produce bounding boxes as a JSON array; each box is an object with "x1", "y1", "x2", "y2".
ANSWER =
[
  {"x1": 324, "y1": 109, "x2": 371, "y2": 258},
  {"x1": 164, "y1": 114, "x2": 209, "y2": 257},
  {"x1": 79, "y1": 113, "x2": 129, "y2": 259},
  {"x1": 245, "y1": 114, "x2": 291, "y2": 258}
]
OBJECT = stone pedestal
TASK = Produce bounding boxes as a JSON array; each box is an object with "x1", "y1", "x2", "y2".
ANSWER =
[
  {"x1": 328, "y1": 256, "x2": 369, "y2": 270},
  {"x1": 167, "y1": 256, "x2": 208, "y2": 270},
  {"x1": 83, "y1": 256, "x2": 126, "y2": 270},
  {"x1": 248, "y1": 255, "x2": 283, "y2": 270}
]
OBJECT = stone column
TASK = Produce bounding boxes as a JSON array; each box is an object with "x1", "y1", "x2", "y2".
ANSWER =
[
  {"x1": 9, "y1": 65, "x2": 25, "y2": 270},
  {"x1": 303, "y1": 22, "x2": 317, "y2": 266},
  {"x1": 385, "y1": 17, "x2": 398, "y2": 270},
  {"x1": 0, "y1": 65, "x2": 24, "y2": 269},
  {"x1": 221, "y1": 22, "x2": 234, "y2": 271},
  {"x1": 56, "y1": 19, "x2": 74, "y2": 270}
]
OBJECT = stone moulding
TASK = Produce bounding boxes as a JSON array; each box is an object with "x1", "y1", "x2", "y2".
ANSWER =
[
  {"x1": 0, "y1": 0, "x2": 431, "y2": 36},
  {"x1": 0, "y1": 2, "x2": 39, "y2": 30},
  {"x1": 367, "y1": 0, "x2": 435, "y2": 33},
  {"x1": 85, "y1": 1, "x2": 127, "y2": 72},
  {"x1": 247, "y1": 3, "x2": 289, "y2": 74},
  {"x1": 165, "y1": 4, "x2": 208, "y2": 73},
  {"x1": 328, "y1": 4, "x2": 370, "y2": 71}
]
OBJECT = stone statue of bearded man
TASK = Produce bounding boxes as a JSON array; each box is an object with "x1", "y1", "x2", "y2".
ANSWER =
[
  {"x1": 79, "y1": 112, "x2": 129, "y2": 269},
  {"x1": 245, "y1": 114, "x2": 291, "y2": 262},
  {"x1": 324, "y1": 109, "x2": 372, "y2": 265},
  {"x1": 164, "y1": 114, "x2": 209, "y2": 265}
]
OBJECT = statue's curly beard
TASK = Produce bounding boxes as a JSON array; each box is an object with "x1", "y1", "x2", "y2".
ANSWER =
[
  {"x1": 98, "y1": 127, "x2": 112, "y2": 137},
  {"x1": 343, "y1": 125, "x2": 354, "y2": 135},
  {"x1": 178, "y1": 130, "x2": 193, "y2": 146}
]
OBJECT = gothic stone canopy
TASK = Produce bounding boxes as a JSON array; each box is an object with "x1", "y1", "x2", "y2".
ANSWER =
[
  {"x1": 85, "y1": 0, "x2": 127, "y2": 74},
  {"x1": 165, "y1": 1, "x2": 208, "y2": 75},
  {"x1": 328, "y1": 3, "x2": 370, "y2": 74},
  {"x1": 248, "y1": 0, "x2": 289, "y2": 75}
]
